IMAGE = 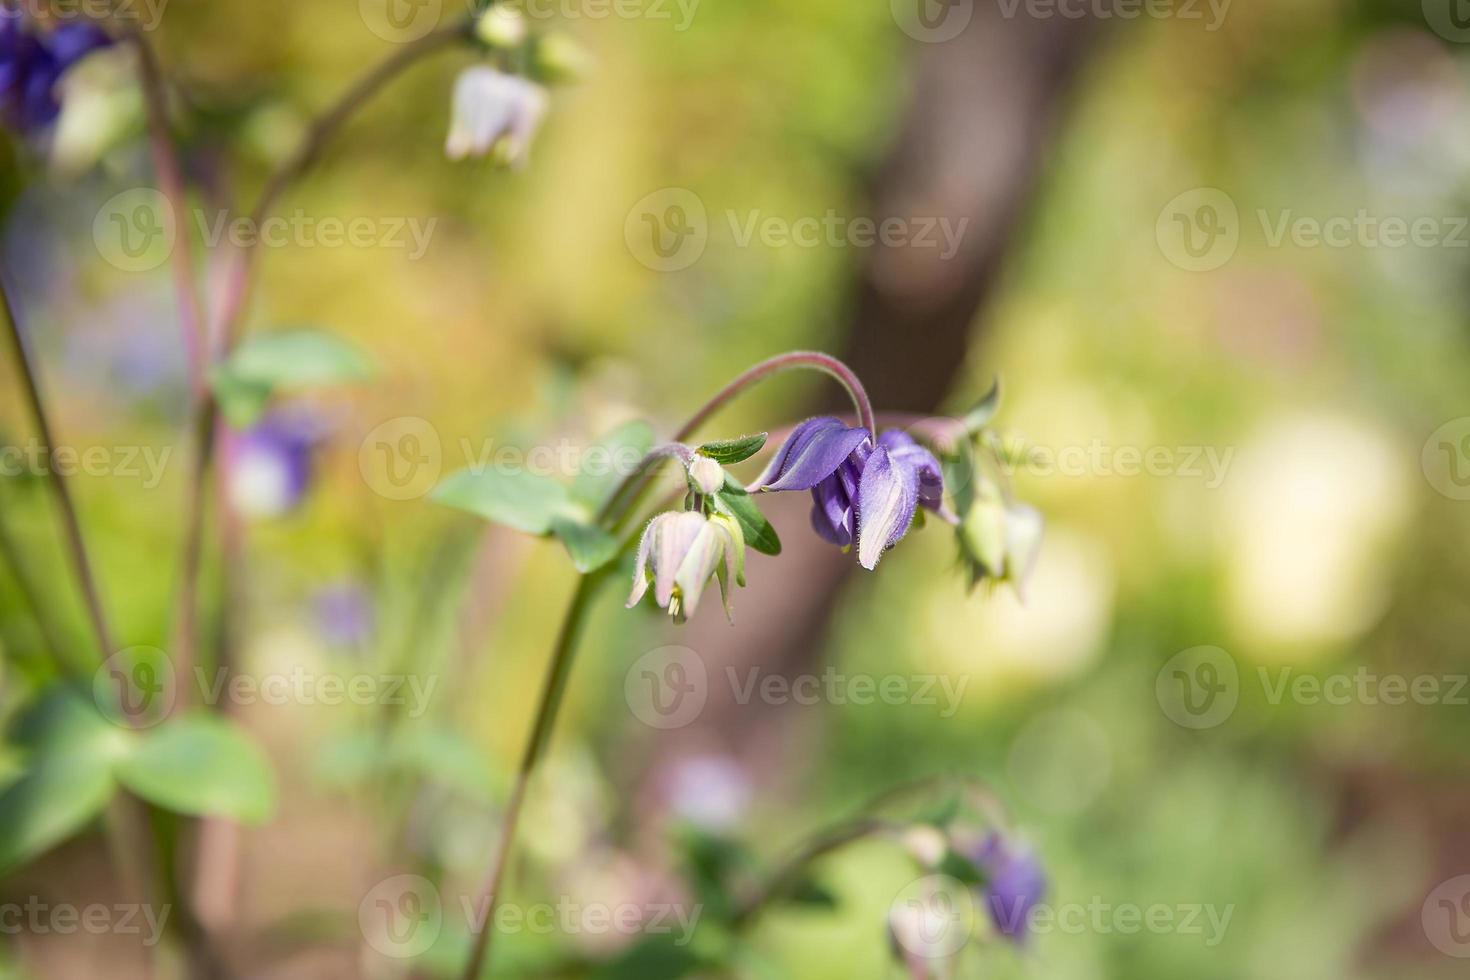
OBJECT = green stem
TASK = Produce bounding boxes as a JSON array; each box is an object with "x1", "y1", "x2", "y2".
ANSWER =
[
  {"x1": 0, "y1": 267, "x2": 115, "y2": 666},
  {"x1": 460, "y1": 350, "x2": 875, "y2": 979},
  {"x1": 597, "y1": 351, "x2": 876, "y2": 532},
  {"x1": 459, "y1": 570, "x2": 605, "y2": 980}
]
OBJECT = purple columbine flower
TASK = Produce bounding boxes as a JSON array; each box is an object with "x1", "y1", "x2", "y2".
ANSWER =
[
  {"x1": 225, "y1": 414, "x2": 316, "y2": 518},
  {"x1": 754, "y1": 417, "x2": 946, "y2": 570},
  {"x1": 969, "y1": 833, "x2": 1046, "y2": 943},
  {"x1": 0, "y1": 11, "x2": 111, "y2": 134}
]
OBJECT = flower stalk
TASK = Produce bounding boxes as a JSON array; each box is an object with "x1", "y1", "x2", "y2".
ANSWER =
[{"x1": 460, "y1": 351, "x2": 882, "y2": 979}]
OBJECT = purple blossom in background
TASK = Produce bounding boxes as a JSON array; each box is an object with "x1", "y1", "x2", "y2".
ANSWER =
[
  {"x1": 225, "y1": 413, "x2": 317, "y2": 518},
  {"x1": 969, "y1": 833, "x2": 1046, "y2": 942},
  {"x1": 754, "y1": 417, "x2": 947, "y2": 569},
  {"x1": 659, "y1": 753, "x2": 751, "y2": 831},
  {"x1": 314, "y1": 583, "x2": 374, "y2": 648},
  {"x1": 0, "y1": 11, "x2": 111, "y2": 134}
]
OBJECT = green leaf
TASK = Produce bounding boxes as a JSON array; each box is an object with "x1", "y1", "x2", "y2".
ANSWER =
[
  {"x1": 0, "y1": 748, "x2": 116, "y2": 874},
  {"x1": 550, "y1": 515, "x2": 620, "y2": 573},
  {"x1": 961, "y1": 379, "x2": 1002, "y2": 433},
  {"x1": 210, "y1": 328, "x2": 375, "y2": 427},
  {"x1": 696, "y1": 432, "x2": 767, "y2": 465},
  {"x1": 115, "y1": 715, "x2": 276, "y2": 824},
  {"x1": 712, "y1": 476, "x2": 780, "y2": 556},
  {"x1": 571, "y1": 420, "x2": 655, "y2": 510},
  {"x1": 431, "y1": 467, "x2": 570, "y2": 535},
  {"x1": 0, "y1": 689, "x2": 129, "y2": 873}
]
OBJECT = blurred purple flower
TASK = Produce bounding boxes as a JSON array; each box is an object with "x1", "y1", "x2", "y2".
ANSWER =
[
  {"x1": 0, "y1": 10, "x2": 111, "y2": 134},
  {"x1": 660, "y1": 754, "x2": 751, "y2": 831},
  {"x1": 314, "y1": 583, "x2": 374, "y2": 648},
  {"x1": 968, "y1": 833, "x2": 1046, "y2": 943},
  {"x1": 754, "y1": 417, "x2": 946, "y2": 569},
  {"x1": 225, "y1": 413, "x2": 316, "y2": 518}
]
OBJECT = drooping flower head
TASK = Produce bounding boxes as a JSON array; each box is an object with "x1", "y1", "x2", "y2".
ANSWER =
[
  {"x1": 967, "y1": 833, "x2": 1046, "y2": 943},
  {"x1": 626, "y1": 510, "x2": 743, "y2": 623},
  {"x1": 754, "y1": 417, "x2": 947, "y2": 569},
  {"x1": 445, "y1": 66, "x2": 547, "y2": 167},
  {"x1": 0, "y1": 11, "x2": 111, "y2": 134}
]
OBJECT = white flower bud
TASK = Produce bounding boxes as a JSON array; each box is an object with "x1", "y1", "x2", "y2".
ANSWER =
[{"x1": 687, "y1": 454, "x2": 725, "y2": 496}]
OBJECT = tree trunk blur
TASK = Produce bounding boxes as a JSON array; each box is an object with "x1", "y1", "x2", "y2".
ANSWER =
[{"x1": 636, "y1": 5, "x2": 1101, "y2": 808}]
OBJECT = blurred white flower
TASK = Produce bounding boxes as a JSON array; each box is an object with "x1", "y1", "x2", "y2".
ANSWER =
[
  {"x1": 445, "y1": 67, "x2": 547, "y2": 167},
  {"x1": 1222, "y1": 414, "x2": 1409, "y2": 657},
  {"x1": 661, "y1": 753, "x2": 751, "y2": 831}
]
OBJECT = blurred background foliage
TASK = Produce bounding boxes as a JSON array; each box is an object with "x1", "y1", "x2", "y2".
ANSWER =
[{"x1": 2, "y1": 0, "x2": 1470, "y2": 976}]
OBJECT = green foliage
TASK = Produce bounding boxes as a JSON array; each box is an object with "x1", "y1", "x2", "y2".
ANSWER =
[
  {"x1": 0, "y1": 690, "x2": 278, "y2": 871},
  {"x1": 114, "y1": 714, "x2": 276, "y2": 824},
  {"x1": 696, "y1": 433, "x2": 768, "y2": 465},
  {"x1": 711, "y1": 476, "x2": 781, "y2": 556},
  {"x1": 210, "y1": 327, "x2": 375, "y2": 427}
]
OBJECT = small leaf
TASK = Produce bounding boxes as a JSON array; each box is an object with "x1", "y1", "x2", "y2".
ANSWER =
[
  {"x1": 696, "y1": 433, "x2": 767, "y2": 465},
  {"x1": 0, "y1": 749, "x2": 116, "y2": 874},
  {"x1": 550, "y1": 515, "x2": 620, "y2": 573},
  {"x1": 222, "y1": 328, "x2": 376, "y2": 388},
  {"x1": 431, "y1": 467, "x2": 570, "y2": 535},
  {"x1": 0, "y1": 689, "x2": 128, "y2": 873},
  {"x1": 210, "y1": 328, "x2": 375, "y2": 428},
  {"x1": 571, "y1": 420, "x2": 655, "y2": 510},
  {"x1": 712, "y1": 475, "x2": 780, "y2": 556},
  {"x1": 208, "y1": 368, "x2": 274, "y2": 428},
  {"x1": 961, "y1": 379, "x2": 1002, "y2": 433},
  {"x1": 115, "y1": 715, "x2": 276, "y2": 824}
]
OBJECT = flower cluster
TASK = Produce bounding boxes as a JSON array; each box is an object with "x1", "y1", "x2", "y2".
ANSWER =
[
  {"x1": 0, "y1": 10, "x2": 111, "y2": 134},
  {"x1": 625, "y1": 385, "x2": 1042, "y2": 623},
  {"x1": 753, "y1": 417, "x2": 948, "y2": 569}
]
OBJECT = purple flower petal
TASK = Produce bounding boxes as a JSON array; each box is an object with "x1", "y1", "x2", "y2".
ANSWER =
[
  {"x1": 880, "y1": 429, "x2": 946, "y2": 513},
  {"x1": 972, "y1": 834, "x2": 1046, "y2": 943},
  {"x1": 755, "y1": 417, "x2": 870, "y2": 493},
  {"x1": 856, "y1": 446, "x2": 918, "y2": 570}
]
